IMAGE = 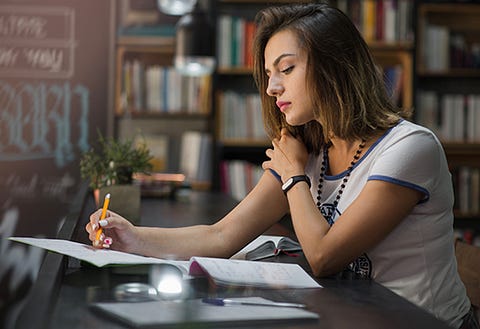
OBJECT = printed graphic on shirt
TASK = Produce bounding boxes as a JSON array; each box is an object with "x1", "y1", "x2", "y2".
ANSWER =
[
  {"x1": 347, "y1": 253, "x2": 372, "y2": 278},
  {"x1": 319, "y1": 203, "x2": 340, "y2": 225},
  {"x1": 318, "y1": 203, "x2": 372, "y2": 278}
]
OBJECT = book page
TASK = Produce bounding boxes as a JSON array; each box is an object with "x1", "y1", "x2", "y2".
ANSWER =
[
  {"x1": 231, "y1": 235, "x2": 285, "y2": 259},
  {"x1": 8, "y1": 237, "x2": 188, "y2": 268},
  {"x1": 9, "y1": 237, "x2": 320, "y2": 289},
  {"x1": 189, "y1": 256, "x2": 321, "y2": 289}
]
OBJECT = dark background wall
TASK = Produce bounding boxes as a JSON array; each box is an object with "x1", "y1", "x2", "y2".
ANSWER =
[{"x1": 0, "y1": 0, "x2": 114, "y2": 326}]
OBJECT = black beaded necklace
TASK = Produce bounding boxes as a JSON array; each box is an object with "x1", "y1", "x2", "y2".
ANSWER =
[{"x1": 316, "y1": 139, "x2": 366, "y2": 210}]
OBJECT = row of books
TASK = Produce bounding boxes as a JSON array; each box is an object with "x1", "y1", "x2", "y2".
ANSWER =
[
  {"x1": 132, "y1": 131, "x2": 212, "y2": 188},
  {"x1": 216, "y1": 15, "x2": 255, "y2": 69},
  {"x1": 216, "y1": 1, "x2": 414, "y2": 69},
  {"x1": 452, "y1": 166, "x2": 480, "y2": 215},
  {"x1": 220, "y1": 160, "x2": 263, "y2": 201},
  {"x1": 335, "y1": 0, "x2": 414, "y2": 43},
  {"x1": 454, "y1": 229, "x2": 480, "y2": 248},
  {"x1": 421, "y1": 25, "x2": 480, "y2": 71},
  {"x1": 217, "y1": 91, "x2": 267, "y2": 142},
  {"x1": 416, "y1": 91, "x2": 480, "y2": 143},
  {"x1": 179, "y1": 131, "x2": 213, "y2": 185},
  {"x1": 381, "y1": 64, "x2": 404, "y2": 107},
  {"x1": 119, "y1": 60, "x2": 211, "y2": 115}
]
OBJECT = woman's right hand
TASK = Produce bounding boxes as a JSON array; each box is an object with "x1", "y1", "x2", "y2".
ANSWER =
[{"x1": 85, "y1": 209, "x2": 139, "y2": 253}]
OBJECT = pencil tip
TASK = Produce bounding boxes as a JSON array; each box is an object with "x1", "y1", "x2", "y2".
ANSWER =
[{"x1": 105, "y1": 193, "x2": 111, "y2": 198}]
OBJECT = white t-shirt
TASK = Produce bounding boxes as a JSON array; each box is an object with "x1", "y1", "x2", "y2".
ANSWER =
[{"x1": 305, "y1": 120, "x2": 470, "y2": 328}]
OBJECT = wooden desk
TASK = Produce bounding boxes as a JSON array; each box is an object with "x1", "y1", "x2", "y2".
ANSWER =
[{"x1": 16, "y1": 190, "x2": 452, "y2": 329}]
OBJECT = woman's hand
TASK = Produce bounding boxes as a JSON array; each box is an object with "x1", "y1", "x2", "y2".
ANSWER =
[
  {"x1": 262, "y1": 128, "x2": 309, "y2": 182},
  {"x1": 86, "y1": 209, "x2": 140, "y2": 253}
]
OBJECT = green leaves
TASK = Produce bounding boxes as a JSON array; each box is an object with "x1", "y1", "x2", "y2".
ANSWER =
[{"x1": 80, "y1": 134, "x2": 153, "y2": 190}]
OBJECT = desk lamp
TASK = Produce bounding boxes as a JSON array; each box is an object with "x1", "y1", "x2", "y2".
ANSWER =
[{"x1": 158, "y1": 0, "x2": 215, "y2": 76}]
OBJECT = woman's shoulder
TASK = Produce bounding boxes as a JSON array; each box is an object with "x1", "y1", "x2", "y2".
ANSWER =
[
  {"x1": 385, "y1": 119, "x2": 441, "y2": 146},
  {"x1": 377, "y1": 120, "x2": 446, "y2": 162}
]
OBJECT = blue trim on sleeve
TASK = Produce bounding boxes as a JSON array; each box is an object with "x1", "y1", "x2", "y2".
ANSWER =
[
  {"x1": 368, "y1": 174, "x2": 430, "y2": 203},
  {"x1": 269, "y1": 169, "x2": 282, "y2": 183}
]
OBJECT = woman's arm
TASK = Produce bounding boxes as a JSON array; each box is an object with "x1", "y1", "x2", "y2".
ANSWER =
[
  {"x1": 286, "y1": 179, "x2": 422, "y2": 276},
  {"x1": 262, "y1": 128, "x2": 423, "y2": 277},
  {"x1": 88, "y1": 171, "x2": 289, "y2": 260}
]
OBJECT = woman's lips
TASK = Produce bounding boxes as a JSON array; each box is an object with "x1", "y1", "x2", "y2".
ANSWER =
[{"x1": 276, "y1": 101, "x2": 290, "y2": 112}]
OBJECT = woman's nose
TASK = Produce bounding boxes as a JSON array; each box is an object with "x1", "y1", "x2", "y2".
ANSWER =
[{"x1": 266, "y1": 76, "x2": 284, "y2": 97}]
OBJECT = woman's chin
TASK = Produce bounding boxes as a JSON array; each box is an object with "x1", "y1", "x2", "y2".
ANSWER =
[{"x1": 285, "y1": 117, "x2": 310, "y2": 127}]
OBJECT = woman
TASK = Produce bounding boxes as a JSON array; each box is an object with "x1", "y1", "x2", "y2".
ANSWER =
[{"x1": 86, "y1": 3, "x2": 476, "y2": 328}]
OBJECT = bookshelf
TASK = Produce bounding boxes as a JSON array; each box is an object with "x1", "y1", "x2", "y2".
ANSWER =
[
  {"x1": 335, "y1": 0, "x2": 415, "y2": 110},
  {"x1": 113, "y1": 9, "x2": 214, "y2": 189},
  {"x1": 212, "y1": 0, "x2": 415, "y2": 199},
  {"x1": 212, "y1": 0, "x2": 275, "y2": 197},
  {"x1": 415, "y1": 2, "x2": 480, "y2": 229}
]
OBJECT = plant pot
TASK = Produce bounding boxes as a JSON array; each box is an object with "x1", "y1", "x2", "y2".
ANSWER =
[{"x1": 98, "y1": 185, "x2": 141, "y2": 225}]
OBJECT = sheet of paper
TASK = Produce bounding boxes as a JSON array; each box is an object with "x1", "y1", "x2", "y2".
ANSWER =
[
  {"x1": 9, "y1": 237, "x2": 321, "y2": 289},
  {"x1": 92, "y1": 297, "x2": 319, "y2": 328},
  {"x1": 190, "y1": 256, "x2": 321, "y2": 289},
  {"x1": 8, "y1": 237, "x2": 189, "y2": 269}
]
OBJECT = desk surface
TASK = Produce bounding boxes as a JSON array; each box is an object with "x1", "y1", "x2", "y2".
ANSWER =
[{"x1": 18, "y1": 190, "x2": 452, "y2": 329}]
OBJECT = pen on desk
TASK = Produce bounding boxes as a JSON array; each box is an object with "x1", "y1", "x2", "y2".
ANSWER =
[
  {"x1": 95, "y1": 193, "x2": 110, "y2": 246},
  {"x1": 202, "y1": 298, "x2": 306, "y2": 309}
]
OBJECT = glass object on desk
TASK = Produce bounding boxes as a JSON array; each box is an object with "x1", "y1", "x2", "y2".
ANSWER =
[
  {"x1": 150, "y1": 263, "x2": 185, "y2": 297},
  {"x1": 114, "y1": 264, "x2": 185, "y2": 302},
  {"x1": 114, "y1": 282, "x2": 159, "y2": 302}
]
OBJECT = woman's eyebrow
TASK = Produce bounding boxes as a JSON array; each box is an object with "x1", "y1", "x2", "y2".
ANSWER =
[{"x1": 265, "y1": 53, "x2": 296, "y2": 73}]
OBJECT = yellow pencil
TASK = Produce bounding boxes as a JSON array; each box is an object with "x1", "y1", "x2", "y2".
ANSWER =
[{"x1": 95, "y1": 193, "x2": 111, "y2": 246}]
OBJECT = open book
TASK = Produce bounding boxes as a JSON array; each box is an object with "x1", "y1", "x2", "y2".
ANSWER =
[
  {"x1": 232, "y1": 235, "x2": 302, "y2": 261},
  {"x1": 9, "y1": 237, "x2": 321, "y2": 289}
]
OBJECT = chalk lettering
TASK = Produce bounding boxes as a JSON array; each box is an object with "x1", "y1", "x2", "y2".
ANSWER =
[
  {"x1": 0, "y1": 48, "x2": 18, "y2": 67},
  {"x1": 23, "y1": 48, "x2": 63, "y2": 72},
  {"x1": 2, "y1": 173, "x2": 76, "y2": 201},
  {"x1": 42, "y1": 173, "x2": 75, "y2": 202},
  {"x1": 0, "y1": 14, "x2": 47, "y2": 38},
  {"x1": 6, "y1": 174, "x2": 38, "y2": 198},
  {"x1": 0, "y1": 81, "x2": 90, "y2": 167}
]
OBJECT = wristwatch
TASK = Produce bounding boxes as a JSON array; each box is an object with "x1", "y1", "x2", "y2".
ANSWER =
[{"x1": 281, "y1": 175, "x2": 311, "y2": 193}]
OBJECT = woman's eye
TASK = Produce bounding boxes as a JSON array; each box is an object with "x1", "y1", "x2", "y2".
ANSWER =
[{"x1": 281, "y1": 66, "x2": 294, "y2": 74}]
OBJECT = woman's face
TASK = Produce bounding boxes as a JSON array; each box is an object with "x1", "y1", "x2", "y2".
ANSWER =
[{"x1": 264, "y1": 29, "x2": 315, "y2": 126}]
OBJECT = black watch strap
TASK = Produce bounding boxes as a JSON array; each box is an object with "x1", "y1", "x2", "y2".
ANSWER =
[{"x1": 281, "y1": 175, "x2": 311, "y2": 193}]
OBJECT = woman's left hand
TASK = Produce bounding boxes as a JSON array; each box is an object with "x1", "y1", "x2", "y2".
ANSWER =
[{"x1": 262, "y1": 128, "x2": 309, "y2": 182}]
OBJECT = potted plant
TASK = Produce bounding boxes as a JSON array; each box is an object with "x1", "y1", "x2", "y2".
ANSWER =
[{"x1": 80, "y1": 134, "x2": 153, "y2": 223}]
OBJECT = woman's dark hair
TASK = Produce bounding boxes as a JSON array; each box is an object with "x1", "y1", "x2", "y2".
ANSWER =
[{"x1": 253, "y1": 3, "x2": 409, "y2": 154}]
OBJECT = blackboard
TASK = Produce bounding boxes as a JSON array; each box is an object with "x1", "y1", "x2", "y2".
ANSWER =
[{"x1": 0, "y1": 0, "x2": 115, "y2": 326}]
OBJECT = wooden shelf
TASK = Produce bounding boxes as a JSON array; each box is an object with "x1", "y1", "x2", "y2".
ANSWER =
[
  {"x1": 371, "y1": 48, "x2": 413, "y2": 109},
  {"x1": 115, "y1": 112, "x2": 211, "y2": 120},
  {"x1": 117, "y1": 35, "x2": 175, "y2": 49},
  {"x1": 417, "y1": 68, "x2": 480, "y2": 78}
]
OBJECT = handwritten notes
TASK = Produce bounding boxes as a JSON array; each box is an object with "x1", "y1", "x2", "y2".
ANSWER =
[{"x1": 9, "y1": 237, "x2": 322, "y2": 289}]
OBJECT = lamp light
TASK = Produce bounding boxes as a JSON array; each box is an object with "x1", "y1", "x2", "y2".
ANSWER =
[
  {"x1": 157, "y1": 0, "x2": 196, "y2": 16},
  {"x1": 174, "y1": 1, "x2": 215, "y2": 76}
]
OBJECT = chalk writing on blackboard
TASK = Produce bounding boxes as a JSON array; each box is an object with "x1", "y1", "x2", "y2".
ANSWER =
[
  {"x1": 0, "y1": 81, "x2": 89, "y2": 167},
  {"x1": 0, "y1": 5, "x2": 76, "y2": 78},
  {"x1": 1, "y1": 173, "x2": 75, "y2": 202}
]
